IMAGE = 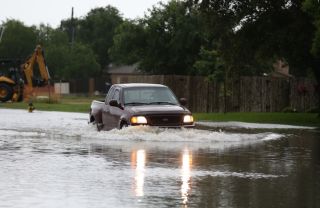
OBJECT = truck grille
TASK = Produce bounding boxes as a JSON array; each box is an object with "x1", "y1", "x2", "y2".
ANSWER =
[{"x1": 147, "y1": 114, "x2": 183, "y2": 126}]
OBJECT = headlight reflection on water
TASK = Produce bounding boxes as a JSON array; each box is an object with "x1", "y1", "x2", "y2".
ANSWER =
[
  {"x1": 181, "y1": 149, "x2": 192, "y2": 205},
  {"x1": 131, "y1": 149, "x2": 146, "y2": 197},
  {"x1": 131, "y1": 148, "x2": 192, "y2": 203}
]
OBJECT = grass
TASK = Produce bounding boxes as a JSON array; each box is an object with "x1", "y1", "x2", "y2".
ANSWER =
[
  {"x1": 1, "y1": 96, "x2": 319, "y2": 127},
  {"x1": 194, "y1": 112, "x2": 320, "y2": 127},
  {"x1": 0, "y1": 95, "x2": 101, "y2": 113}
]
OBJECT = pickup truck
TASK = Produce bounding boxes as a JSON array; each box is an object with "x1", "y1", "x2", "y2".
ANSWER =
[{"x1": 89, "y1": 83, "x2": 195, "y2": 131}]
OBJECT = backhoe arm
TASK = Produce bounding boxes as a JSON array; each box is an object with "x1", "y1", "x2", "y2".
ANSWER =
[{"x1": 21, "y1": 45, "x2": 50, "y2": 88}]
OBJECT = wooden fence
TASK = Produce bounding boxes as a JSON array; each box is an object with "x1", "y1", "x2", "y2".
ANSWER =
[{"x1": 69, "y1": 75, "x2": 319, "y2": 113}]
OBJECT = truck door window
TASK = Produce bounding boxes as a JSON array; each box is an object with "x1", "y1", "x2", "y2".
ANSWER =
[
  {"x1": 106, "y1": 86, "x2": 115, "y2": 103},
  {"x1": 112, "y1": 89, "x2": 120, "y2": 103}
]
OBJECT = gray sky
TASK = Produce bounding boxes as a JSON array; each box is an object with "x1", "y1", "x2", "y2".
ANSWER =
[{"x1": 0, "y1": 0, "x2": 168, "y2": 28}]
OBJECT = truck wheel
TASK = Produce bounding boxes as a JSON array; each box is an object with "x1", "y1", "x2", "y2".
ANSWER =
[
  {"x1": 90, "y1": 115, "x2": 95, "y2": 123},
  {"x1": 0, "y1": 83, "x2": 13, "y2": 102},
  {"x1": 96, "y1": 123, "x2": 104, "y2": 131},
  {"x1": 120, "y1": 122, "x2": 128, "y2": 129}
]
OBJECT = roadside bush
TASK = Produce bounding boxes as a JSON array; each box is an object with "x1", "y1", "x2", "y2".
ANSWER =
[
  {"x1": 282, "y1": 107, "x2": 298, "y2": 113},
  {"x1": 306, "y1": 107, "x2": 320, "y2": 113}
]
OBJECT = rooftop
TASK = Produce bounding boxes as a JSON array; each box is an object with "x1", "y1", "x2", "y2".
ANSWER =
[
  {"x1": 107, "y1": 64, "x2": 140, "y2": 74},
  {"x1": 114, "y1": 83, "x2": 166, "y2": 88}
]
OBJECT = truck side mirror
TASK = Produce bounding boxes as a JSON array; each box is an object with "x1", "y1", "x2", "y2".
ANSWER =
[
  {"x1": 179, "y1": 98, "x2": 187, "y2": 106},
  {"x1": 109, "y1": 99, "x2": 119, "y2": 107}
]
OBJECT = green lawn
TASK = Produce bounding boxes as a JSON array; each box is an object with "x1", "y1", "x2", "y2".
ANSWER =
[
  {"x1": 0, "y1": 96, "x2": 98, "y2": 113},
  {"x1": 1, "y1": 96, "x2": 319, "y2": 127},
  {"x1": 0, "y1": 102, "x2": 90, "y2": 113},
  {"x1": 195, "y1": 112, "x2": 320, "y2": 127}
]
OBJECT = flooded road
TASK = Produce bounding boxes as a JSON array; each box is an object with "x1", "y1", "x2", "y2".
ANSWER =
[{"x1": 0, "y1": 109, "x2": 319, "y2": 208}]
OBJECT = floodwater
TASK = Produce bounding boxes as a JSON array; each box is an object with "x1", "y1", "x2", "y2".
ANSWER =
[{"x1": 0, "y1": 109, "x2": 319, "y2": 208}]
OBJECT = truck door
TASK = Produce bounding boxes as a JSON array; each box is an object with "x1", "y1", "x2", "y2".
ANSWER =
[
  {"x1": 103, "y1": 88, "x2": 123, "y2": 129},
  {"x1": 102, "y1": 86, "x2": 114, "y2": 130}
]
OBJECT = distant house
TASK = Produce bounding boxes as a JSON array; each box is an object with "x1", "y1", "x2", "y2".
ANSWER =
[
  {"x1": 107, "y1": 64, "x2": 141, "y2": 84},
  {"x1": 271, "y1": 59, "x2": 293, "y2": 78}
]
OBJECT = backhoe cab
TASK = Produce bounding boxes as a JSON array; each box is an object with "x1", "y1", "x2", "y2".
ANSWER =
[{"x1": 0, "y1": 45, "x2": 50, "y2": 102}]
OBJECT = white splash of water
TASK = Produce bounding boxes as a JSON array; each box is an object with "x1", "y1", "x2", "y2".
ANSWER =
[
  {"x1": 197, "y1": 121, "x2": 316, "y2": 129},
  {"x1": 0, "y1": 109, "x2": 284, "y2": 151}
]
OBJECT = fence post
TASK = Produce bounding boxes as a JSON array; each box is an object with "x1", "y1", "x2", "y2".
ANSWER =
[{"x1": 89, "y1": 78, "x2": 95, "y2": 96}]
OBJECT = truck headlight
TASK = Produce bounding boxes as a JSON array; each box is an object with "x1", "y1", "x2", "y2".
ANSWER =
[
  {"x1": 131, "y1": 116, "x2": 148, "y2": 124},
  {"x1": 183, "y1": 115, "x2": 194, "y2": 123}
]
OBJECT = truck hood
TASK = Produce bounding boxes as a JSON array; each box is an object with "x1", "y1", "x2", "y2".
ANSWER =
[{"x1": 126, "y1": 105, "x2": 190, "y2": 115}]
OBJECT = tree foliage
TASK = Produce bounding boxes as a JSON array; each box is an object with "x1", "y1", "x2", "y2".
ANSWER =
[
  {"x1": 109, "y1": 20, "x2": 146, "y2": 65},
  {"x1": 110, "y1": 1, "x2": 202, "y2": 74},
  {"x1": 185, "y1": 0, "x2": 315, "y2": 77},
  {"x1": 303, "y1": 0, "x2": 320, "y2": 58},
  {"x1": 193, "y1": 48, "x2": 224, "y2": 81},
  {"x1": 303, "y1": 0, "x2": 320, "y2": 99},
  {"x1": 1, "y1": 1, "x2": 320, "y2": 83},
  {"x1": 0, "y1": 19, "x2": 100, "y2": 80},
  {"x1": 109, "y1": 0, "x2": 316, "y2": 78},
  {"x1": 65, "y1": 43, "x2": 100, "y2": 79},
  {"x1": 142, "y1": 1, "x2": 202, "y2": 74},
  {"x1": 77, "y1": 6, "x2": 123, "y2": 69},
  {"x1": 44, "y1": 30, "x2": 100, "y2": 80},
  {"x1": 0, "y1": 20, "x2": 37, "y2": 59}
]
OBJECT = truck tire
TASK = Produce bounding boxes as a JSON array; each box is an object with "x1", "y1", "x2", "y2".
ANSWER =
[
  {"x1": 96, "y1": 123, "x2": 104, "y2": 131},
  {"x1": 0, "y1": 83, "x2": 13, "y2": 102},
  {"x1": 120, "y1": 121, "x2": 128, "y2": 129}
]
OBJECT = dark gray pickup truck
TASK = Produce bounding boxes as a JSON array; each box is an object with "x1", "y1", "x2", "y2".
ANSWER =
[{"x1": 89, "y1": 83, "x2": 195, "y2": 131}]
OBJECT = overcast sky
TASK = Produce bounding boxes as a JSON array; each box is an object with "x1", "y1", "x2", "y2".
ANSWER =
[{"x1": 0, "y1": 0, "x2": 168, "y2": 28}]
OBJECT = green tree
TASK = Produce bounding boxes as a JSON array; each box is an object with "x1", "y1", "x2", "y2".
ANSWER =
[
  {"x1": 187, "y1": 0, "x2": 315, "y2": 77},
  {"x1": 44, "y1": 30, "x2": 70, "y2": 79},
  {"x1": 36, "y1": 23, "x2": 53, "y2": 46},
  {"x1": 46, "y1": 43, "x2": 100, "y2": 80},
  {"x1": 44, "y1": 29, "x2": 100, "y2": 80},
  {"x1": 77, "y1": 6, "x2": 123, "y2": 70},
  {"x1": 193, "y1": 47, "x2": 229, "y2": 112},
  {"x1": 303, "y1": 0, "x2": 320, "y2": 114},
  {"x1": 45, "y1": 44, "x2": 69, "y2": 80},
  {"x1": 65, "y1": 43, "x2": 100, "y2": 79},
  {"x1": 140, "y1": 0, "x2": 202, "y2": 74},
  {"x1": 110, "y1": 1, "x2": 203, "y2": 74},
  {"x1": 303, "y1": 0, "x2": 320, "y2": 57},
  {"x1": 0, "y1": 20, "x2": 37, "y2": 59},
  {"x1": 186, "y1": 0, "x2": 318, "y2": 113},
  {"x1": 109, "y1": 20, "x2": 146, "y2": 65},
  {"x1": 240, "y1": 0, "x2": 314, "y2": 76},
  {"x1": 46, "y1": 30, "x2": 101, "y2": 80},
  {"x1": 193, "y1": 47, "x2": 223, "y2": 79}
]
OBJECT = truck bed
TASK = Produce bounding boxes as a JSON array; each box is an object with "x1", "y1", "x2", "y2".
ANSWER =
[{"x1": 90, "y1": 100, "x2": 105, "y2": 124}]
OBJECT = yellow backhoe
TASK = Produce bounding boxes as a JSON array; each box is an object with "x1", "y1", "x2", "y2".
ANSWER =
[{"x1": 0, "y1": 45, "x2": 50, "y2": 102}]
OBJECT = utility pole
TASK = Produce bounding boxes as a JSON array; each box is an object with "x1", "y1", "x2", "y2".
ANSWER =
[
  {"x1": 0, "y1": 26, "x2": 5, "y2": 43},
  {"x1": 70, "y1": 7, "x2": 75, "y2": 48}
]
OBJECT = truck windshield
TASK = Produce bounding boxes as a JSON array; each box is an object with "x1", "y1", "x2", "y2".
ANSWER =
[{"x1": 123, "y1": 87, "x2": 179, "y2": 105}]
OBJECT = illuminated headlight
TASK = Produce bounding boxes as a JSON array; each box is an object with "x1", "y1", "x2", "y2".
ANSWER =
[
  {"x1": 131, "y1": 116, "x2": 148, "y2": 124},
  {"x1": 183, "y1": 115, "x2": 194, "y2": 123}
]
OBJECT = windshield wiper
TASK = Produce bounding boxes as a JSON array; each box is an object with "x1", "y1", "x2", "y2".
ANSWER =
[
  {"x1": 125, "y1": 102, "x2": 149, "y2": 106},
  {"x1": 147, "y1": 101, "x2": 177, "y2": 105}
]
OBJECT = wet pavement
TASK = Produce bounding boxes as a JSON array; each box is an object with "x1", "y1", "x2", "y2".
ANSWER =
[{"x1": 0, "y1": 109, "x2": 319, "y2": 208}]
